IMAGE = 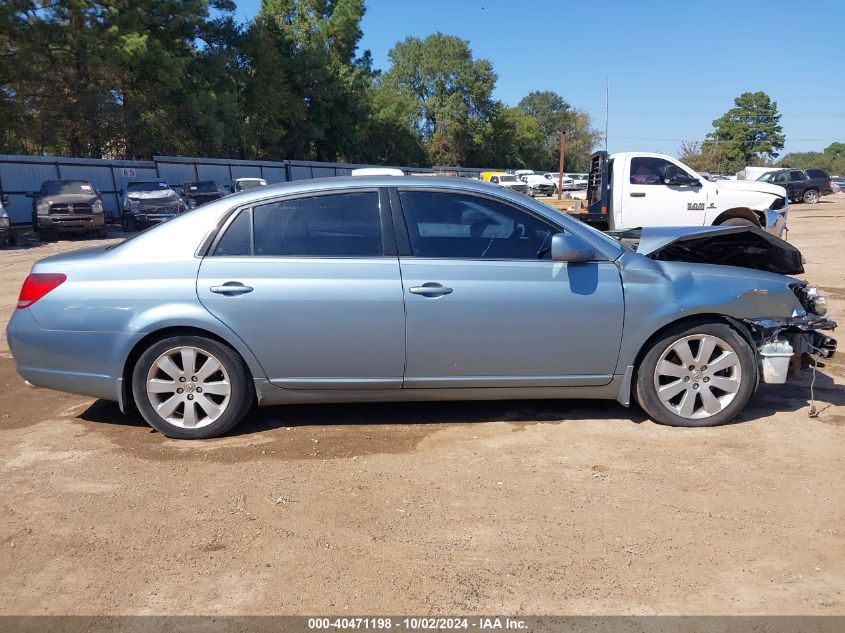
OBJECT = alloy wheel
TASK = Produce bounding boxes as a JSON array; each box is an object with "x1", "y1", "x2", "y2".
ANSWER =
[
  {"x1": 653, "y1": 334, "x2": 742, "y2": 420},
  {"x1": 145, "y1": 346, "x2": 231, "y2": 429}
]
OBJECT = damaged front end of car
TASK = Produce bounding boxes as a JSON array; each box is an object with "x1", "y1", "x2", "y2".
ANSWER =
[
  {"x1": 618, "y1": 224, "x2": 837, "y2": 385},
  {"x1": 740, "y1": 284, "x2": 837, "y2": 383}
]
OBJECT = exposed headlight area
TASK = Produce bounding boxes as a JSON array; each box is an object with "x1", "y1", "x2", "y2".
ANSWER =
[
  {"x1": 791, "y1": 283, "x2": 828, "y2": 316},
  {"x1": 92, "y1": 199, "x2": 104, "y2": 214}
]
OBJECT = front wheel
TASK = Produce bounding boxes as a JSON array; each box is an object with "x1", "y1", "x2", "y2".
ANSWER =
[
  {"x1": 131, "y1": 335, "x2": 253, "y2": 439},
  {"x1": 635, "y1": 321, "x2": 756, "y2": 427},
  {"x1": 720, "y1": 217, "x2": 756, "y2": 227},
  {"x1": 803, "y1": 189, "x2": 819, "y2": 204}
]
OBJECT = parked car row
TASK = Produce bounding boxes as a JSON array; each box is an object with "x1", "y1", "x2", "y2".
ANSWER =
[{"x1": 0, "y1": 176, "x2": 271, "y2": 242}]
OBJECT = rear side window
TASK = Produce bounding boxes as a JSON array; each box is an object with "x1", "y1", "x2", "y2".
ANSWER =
[
  {"x1": 806, "y1": 169, "x2": 828, "y2": 179},
  {"x1": 252, "y1": 191, "x2": 382, "y2": 257},
  {"x1": 399, "y1": 191, "x2": 556, "y2": 259},
  {"x1": 213, "y1": 210, "x2": 251, "y2": 256},
  {"x1": 789, "y1": 171, "x2": 805, "y2": 181}
]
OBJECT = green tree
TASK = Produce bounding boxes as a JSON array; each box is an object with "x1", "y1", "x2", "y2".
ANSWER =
[
  {"x1": 242, "y1": 0, "x2": 373, "y2": 162},
  {"x1": 777, "y1": 142, "x2": 845, "y2": 176},
  {"x1": 378, "y1": 32, "x2": 496, "y2": 165},
  {"x1": 516, "y1": 91, "x2": 600, "y2": 171},
  {"x1": 703, "y1": 91, "x2": 785, "y2": 174}
]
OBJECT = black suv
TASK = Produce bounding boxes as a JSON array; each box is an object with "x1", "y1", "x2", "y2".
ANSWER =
[
  {"x1": 758, "y1": 169, "x2": 833, "y2": 204},
  {"x1": 27, "y1": 180, "x2": 106, "y2": 239},
  {"x1": 181, "y1": 180, "x2": 226, "y2": 209}
]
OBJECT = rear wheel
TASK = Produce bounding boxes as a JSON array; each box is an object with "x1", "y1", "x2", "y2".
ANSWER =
[
  {"x1": 131, "y1": 335, "x2": 253, "y2": 439},
  {"x1": 122, "y1": 214, "x2": 136, "y2": 232},
  {"x1": 635, "y1": 321, "x2": 756, "y2": 427},
  {"x1": 803, "y1": 189, "x2": 819, "y2": 204}
]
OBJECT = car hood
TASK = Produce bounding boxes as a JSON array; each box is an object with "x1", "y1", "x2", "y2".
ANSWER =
[
  {"x1": 715, "y1": 179, "x2": 785, "y2": 198},
  {"x1": 37, "y1": 194, "x2": 98, "y2": 205},
  {"x1": 127, "y1": 189, "x2": 179, "y2": 200},
  {"x1": 625, "y1": 225, "x2": 804, "y2": 275}
]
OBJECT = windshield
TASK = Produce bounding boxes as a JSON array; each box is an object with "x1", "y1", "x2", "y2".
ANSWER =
[
  {"x1": 500, "y1": 176, "x2": 518, "y2": 183},
  {"x1": 236, "y1": 179, "x2": 267, "y2": 191},
  {"x1": 127, "y1": 182, "x2": 170, "y2": 193},
  {"x1": 41, "y1": 180, "x2": 94, "y2": 196},
  {"x1": 186, "y1": 181, "x2": 219, "y2": 194},
  {"x1": 756, "y1": 173, "x2": 775, "y2": 182}
]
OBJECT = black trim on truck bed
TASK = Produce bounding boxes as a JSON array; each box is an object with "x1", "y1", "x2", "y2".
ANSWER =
[{"x1": 584, "y1": 151, "x2": 611, "y2": 228}]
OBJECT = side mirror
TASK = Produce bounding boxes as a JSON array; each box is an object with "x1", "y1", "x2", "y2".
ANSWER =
[
  {"x1": 550, "y1": 233, "x2": 597, "y2": 263},
  {"x1": 25, "y1": 192, "x2": 35, "y2": 198}
]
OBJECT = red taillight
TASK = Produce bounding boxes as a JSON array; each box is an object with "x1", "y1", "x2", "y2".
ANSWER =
[{"x1": 17, "y1": 273, "x2": 67, "y2": 309}]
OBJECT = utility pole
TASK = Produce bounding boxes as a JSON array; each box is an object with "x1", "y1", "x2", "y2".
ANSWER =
[
  {"x1": 604, "y1": 76, "x2": 609, "y2": 152},
  {"x1": 557, "y1": 132, "x2": 566, "y2": 201}
]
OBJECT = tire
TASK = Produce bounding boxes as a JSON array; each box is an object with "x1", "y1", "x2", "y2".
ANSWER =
[
  {"x1": 131, "y1": 335, "x2": 254, "y2": 439},
  {"x1": 720, "y1": 218, "x2": 757, "y2": 227},
  {"x1": 803, "y1": 189, "x2": 819, "y2": 204},
  {"x1": 122, "y1": 214, "x2": 136, "y2": 232},
  {"x1": 0, "y1": 235, "x2": 8, "y2": 248},
  {"x1": 635, "y1": 321, "x2": 757, "y2": 427}
]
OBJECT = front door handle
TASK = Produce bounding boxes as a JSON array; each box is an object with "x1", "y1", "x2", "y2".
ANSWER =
[
  {"x1": 630, "y1": 192, "x2": 646, "y2": 197},
  {"x1": 210, "y1": 282, "x2": 254, "y2": 296},
  {"x1": 409, "y1": 283, "x2": 453, "y2": 297}
]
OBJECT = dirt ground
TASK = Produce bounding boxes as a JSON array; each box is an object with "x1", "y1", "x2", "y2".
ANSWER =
[{"x1": 0, "y1": 197, "x2": 844, "y2": 616}]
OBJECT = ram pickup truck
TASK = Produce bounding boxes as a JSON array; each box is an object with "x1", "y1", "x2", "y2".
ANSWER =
[
  {"x1": 756, "y1": 168, "x2": 833, "y2": 204},
  {"x1": 581, "y1": 152, "x2": 789, "y2": 237},
  {"x1": 27, "y1": 180, "x2": 106, "y2": 240}
]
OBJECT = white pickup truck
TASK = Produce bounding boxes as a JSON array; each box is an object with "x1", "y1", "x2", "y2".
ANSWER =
[{"x1": 582, "y1": 152, "x2": 789, "y2": 237}]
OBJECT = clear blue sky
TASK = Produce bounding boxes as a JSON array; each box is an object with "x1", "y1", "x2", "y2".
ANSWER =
[{"x1": 234, "y1": 0, "x2": 845, "y2": 158}]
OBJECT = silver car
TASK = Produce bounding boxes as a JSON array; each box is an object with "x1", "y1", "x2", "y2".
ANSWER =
[{"x1": 6, "y1": 177, "x2": 837, "y2": 439}]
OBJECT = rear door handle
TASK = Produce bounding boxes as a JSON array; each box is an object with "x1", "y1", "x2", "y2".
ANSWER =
[
  {"x1": 409, "y1": 283, "x2": 453, "y2": 297},
  {"x1": 210, "y1": 282, "x2": 254, "y2": 296},
  {"x1": 630, "y1": 192, "x2": 646, "y2": 197}
]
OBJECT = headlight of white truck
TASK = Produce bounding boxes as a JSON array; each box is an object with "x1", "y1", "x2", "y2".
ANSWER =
[
  {"x1": 93, "y1": 199, "x2": 104, "y2": 214},
  {"x1": 128, "y1": 198, "x2": 140, "y2": 211},
  {"x1": 37, "y1": 201, "x2": 50, "y2": 216},
  {"x1": 0, "y1": 215, "x2": 8, "y2": 228}
]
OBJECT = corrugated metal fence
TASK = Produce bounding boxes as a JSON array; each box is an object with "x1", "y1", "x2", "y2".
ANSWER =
[{"x1": 0, "y1": 154, "x2": 495, "y2": 224}]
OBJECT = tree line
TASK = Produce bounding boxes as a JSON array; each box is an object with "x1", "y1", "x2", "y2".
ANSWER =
[
  {"x1": 0, "y1": 0, "x2": 601, "y2": 171},
  {"x1": 678, "y1": 91, "x2": 843, "y2": 176}
]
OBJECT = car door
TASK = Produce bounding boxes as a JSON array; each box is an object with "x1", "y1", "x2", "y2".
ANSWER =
[
  {"x1": 393, "y1": 188, "x2": 625, "y2": 388},
  {"x1": 622, "y1": 156, "x2": 709, "y2": 228},
  {"x1": 197, "y1": 188, "x2": 406, "y2": 390},
  {"x1": 789, "y1": 170, "x2": 807, "y2": 198}
]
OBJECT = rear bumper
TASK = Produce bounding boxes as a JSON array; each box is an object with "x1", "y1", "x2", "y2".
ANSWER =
[{"x1": 6, "y1": 309, "x2": 139, "y2": 402}]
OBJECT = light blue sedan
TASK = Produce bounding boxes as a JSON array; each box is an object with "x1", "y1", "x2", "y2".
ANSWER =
[{"x1": 6, "y1": 177, "x2": 836, "y2": 439}]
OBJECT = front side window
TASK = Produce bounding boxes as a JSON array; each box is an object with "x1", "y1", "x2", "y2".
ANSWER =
[
  {"x1": 399, "y1": 191, "x2": 557, "y2": 260},
  {"x1": 629, "y1": 157, "x2": 693, "y2": 185},
  {"x1": 252, "y1": 191, "x2": 382, "y2": 257}
]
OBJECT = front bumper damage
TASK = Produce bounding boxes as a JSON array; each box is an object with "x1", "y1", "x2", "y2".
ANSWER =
[{"x1": 743, "y1": 314, "x2": 837, "y2": 382}]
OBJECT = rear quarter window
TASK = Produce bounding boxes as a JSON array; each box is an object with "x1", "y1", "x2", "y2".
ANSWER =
[{"x1": 806, "y1": 169, "x2": 828, "y2": 179}]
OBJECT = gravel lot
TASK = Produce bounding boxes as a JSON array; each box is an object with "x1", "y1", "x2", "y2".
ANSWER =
[{"x1": 1, "y1": 197, "x2": 843, "y2": 615}]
